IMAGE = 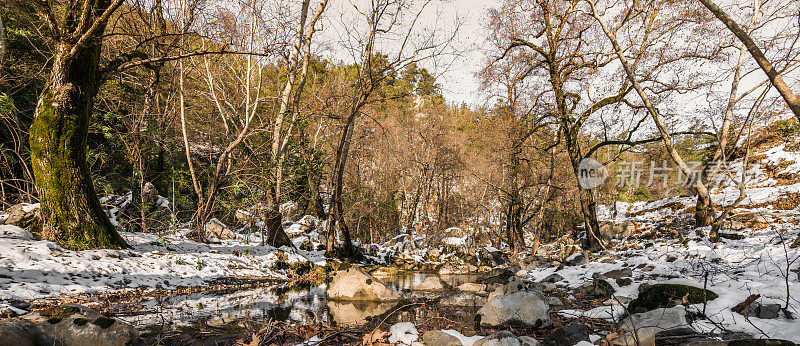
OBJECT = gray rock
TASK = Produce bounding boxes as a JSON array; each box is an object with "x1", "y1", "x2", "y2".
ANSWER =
[
  {"x1": 457, "y1": 282, "x2": 487, "y2": 294},
  {"x1": 439, "y1": 291, "x2": 487, "y2": 307},
  {"x1": 618, "y1": 306, "x2": 695, "y2": 336},
  {"x1": 3, "y1": 203, "x2": 40, "y2": 229},
  {"x1": 562, "y1": 253, "x2": 586, "y2": 267},
  {"x1": 759, "y1": 303, "x2": 782, "y2": 319},
  {"x1": 477, "y1": 290, "x2": 551, "y2": 329},
  {"x1": 542, "y1": 324, "x2": 589, "y2": 346},
  {"x1": 480, "y1": 268, "x2": 515, "y2": 285},
  {"x1": 603, "y1": 268, "x2": 632, "y2": 280},
  {"x1": 422, "y1": 330, "x2": 462, "y2": 346},
  {"x1": 0, "y1": 321, "x2": 61, "y2": 346},
  {"x1": 22, "y1": 304, "x2": 137, "y2": 346},
  {"x1": 615, "y1": 328, "x2": 656, "y2": 346},
  {"x1": 541, "y1": 273, "x2": 563, "y2": 283},
  {"x1": 326, "y1": 267, "x2": 402, "y2": 301},
  {"x1": 414, "y1": 276, "x2": 448, "y2": 291},
  {"x1": 474, "y1": 331, "x2": 541, "y2": 346},
  {"x1": 575, "y1": 279, "x2": 615, "y2": 300},
  {"x1": 205, "y1": 218, "x2": 235, "y2": 240}
]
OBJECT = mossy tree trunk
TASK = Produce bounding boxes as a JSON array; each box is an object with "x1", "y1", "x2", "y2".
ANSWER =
[{"x1": 29, "y1": 0, "x2": 128, "y2": 249}]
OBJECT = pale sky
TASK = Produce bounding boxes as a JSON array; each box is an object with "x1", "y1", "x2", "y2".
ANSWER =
[{"x1": 319, "y1": 0, "x2": 502, "y2": 107}]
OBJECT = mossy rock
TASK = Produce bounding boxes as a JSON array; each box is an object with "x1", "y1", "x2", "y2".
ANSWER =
[
  {"x1": 628, "y1": 284, "x2": 718, "y2": 313},
  {"x1": 38, "y1": 305, "x2": 80, "y2": 319}
]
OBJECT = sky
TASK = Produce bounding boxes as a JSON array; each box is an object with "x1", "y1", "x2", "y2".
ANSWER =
[{"x1": 318, "y1": 0, "x2": 502, "y2": 107}]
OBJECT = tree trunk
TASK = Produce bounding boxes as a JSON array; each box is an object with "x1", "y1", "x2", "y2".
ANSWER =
[
  {"x1": 0, "y1": 14, "x2": 7, "y2": 72},
  {"x1": 29, "y1": 39, "x2": 128, "y2": 249},
  {"x1": 562, "y1": 121, "x2": 602, "y2": 251}
]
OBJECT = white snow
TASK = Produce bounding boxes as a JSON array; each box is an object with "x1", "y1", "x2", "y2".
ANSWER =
[
  {"x1": 0, "y1": 229, "x2": 310, "y2": 300},
  {"x1": 388, "y1": 322, "x2": 419, "y2": 345},
  {"x1": 441, "y1": 329, "x2": 483, "y2": 346},
  {"x1": 442, "y1": 236, "x2": 466, "y2": 246}
]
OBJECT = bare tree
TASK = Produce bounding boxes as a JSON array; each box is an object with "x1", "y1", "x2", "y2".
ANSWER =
[{"x1": 699, "y1": 0, "x2": 800, "y2": 119}]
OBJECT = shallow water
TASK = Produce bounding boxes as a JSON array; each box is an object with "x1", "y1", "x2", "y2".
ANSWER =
[{"x1": 117, "y1": 272, "x2": 482, "y2": 330}]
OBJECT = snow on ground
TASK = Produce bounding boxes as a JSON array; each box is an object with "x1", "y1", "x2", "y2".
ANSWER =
[
  {"x1": 0, "y1": 226, "x2": 312, "y2": 301},
  {"x1": 525, "y1": 209, "x2": 800, "y2": 341}
]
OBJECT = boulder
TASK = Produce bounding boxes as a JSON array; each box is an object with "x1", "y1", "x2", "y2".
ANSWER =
[
  {"x1": 560, "y1": 253, "x2": 586, "y2": 268},
  {"x1": 326, "y1": 266, "x2": 402, "y2": 301},
  {"x1": 614, "y1": 328, "x2": 656, "y2": 346},
  {"x1": 3, "y1": 203, "x2": 41, "y2": 230},
  {"x1": 414, "y1": 276, "x2": 448, "y2": 291},
  {"x1": 477, "y1": 290, "x2": 552, "y2": 329},
  {"x1": 422, "y1": 330, "x2": 462, "y2": 346},
  {"x1": 474, "y1": 331, "x2": 541, "y2": 346},
  {"x1": 0, "y1": 225, "x2": 34, "y2": 240},
  {"x1": 478, "y1": 247, "x2": 508, "y2": 267},
  {"x1": 627, "y1": 284, "x2": 718, "y2": 314},
  {"x1": 297, "y1": 215, "x2": 319, "y2": 231},
  {"x1": 479, "y1": 268, "x2": 515, "y2": 285},
  {"x1": 205, "y1": 218, "x2": 235, "y2": 240},
  {"x1": 603, "y1": 268, "x2": 632, "y2": 280},
  {"x1": 618, "y1": 306, "x2": 695, "y2": 336},
  {"x1": 457, "y1": 282, "x2": 487, "y2": 294},
  {"x1": 439, "y1": 291, "x2": 487, "y2": 307},
  {"x1": 22, "y1": 304, "x2": 138, "y2": 346},
  {"x1": 540, "y1": 273, "x2": 563, "y2": 284},
  {"x1": 0, "y1": 320, "x2": 61, "y2": 346},
  {"x1": 543, "y1": 324, "x2": 589, "y2": 346},
  {"x1": 575, "y1": 279, "x2": 615, "y2": 300},
  {"x1": 599, "y1": 221, "x2": 635, "y2": 240}
]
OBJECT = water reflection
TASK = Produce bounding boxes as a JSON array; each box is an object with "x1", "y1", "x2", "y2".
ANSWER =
[{"x1": 118, "y1": 272, "x2": 482, "y2": 330}]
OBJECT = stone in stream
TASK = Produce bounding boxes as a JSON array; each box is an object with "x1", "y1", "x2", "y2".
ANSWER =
[
  {"x1": 457, "y1": 282, "x2": 488, "y2": 294},
  {"x1": 473, "y1": 331, "x2": 541, "y2": 346},
  {"x1": 19, "y1": 304, "x2": 138, "y2": 346},
  {"x1": 439, "y1": 291, "x2": 488, "y2": 307},
  {"x1": 477, "y1": 290, "x2": 552, "y2": 329},
  {"x1": 413, "y1": 276, "x2": 449, "y2": 291},
  {"x1": 326, "y1": 266, "x2": 402, "y2": 301}
]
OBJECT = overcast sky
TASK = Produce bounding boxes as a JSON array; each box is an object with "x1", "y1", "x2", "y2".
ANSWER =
[{"x1": 318, "y1": 0, "x2": 502, "y2": 107}]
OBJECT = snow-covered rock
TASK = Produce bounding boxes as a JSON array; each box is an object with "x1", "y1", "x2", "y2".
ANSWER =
[
  {"x1": 2, "y1": 203, "x2": 40, "y2": 229},
  {"x1": 618, "y1": 306, "x2": 695, "y2": 336},
  {"x1": 0, "y1": 225, "x2": 33, "y2": 240},
  {"x1": 422, "y1": 330, "x2": 462, "y2": 346},
  {"x1": 205, "y1": 218, "x2": 235, "y2": 240},
  {"x1": 477, "y1": 290, "x2": 551, "y2": 329},
  {"x1": 326, "y1": 266, "x2": 401, "y2": 301},
  {"x1": 388, "y1": 322, "x2": 418, "y2": 345},
  {"x1": 473, "y1": 331, "x2": 540, "y2": 346}
]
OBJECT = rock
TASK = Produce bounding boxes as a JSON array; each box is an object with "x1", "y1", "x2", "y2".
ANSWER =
[
  {"x1": 546, "y1": 296, "x2": 563, "y2": 308},
  {"x1": 414, "y1": 276, "x2": 449, "y2": 291},
  {"x1": 439, "y1": 291, "x2": 487, "y2": 307},
  {"x1": 474, "y1": 331, "x2": 541, "y2": 346},
  {"x1": 0, "y1": 321, "x2": 61, "y2": 346},
  {"x1": 297, "y1": 215, "x2": 319, "y2": 231},
  {"x1": 599, "y1": 221, "x2": 635, "y2": 240},
  {"x1": 758, "y1": 304, "x2": 782, "y2": 319},
  {"x1": 477, "y1": 290, "x2": 552, "y2": 329},
  {"x1": 726, "y1": 340, "x2": 798, "y2": 346},
  {"x1": 627, "y1": 284, "x2": 718, "y2": 313},
  {"x1": 326, "y1": 266, "x2": 401, "y2": 301},
  {"x1": 279, "y1": 201, "x2": 298, "y2": 221},
  {"x1": 3, "y1": 203, "x2": 41, "y2": 230},
  {"x1": 205, "y1": 218, "x2": 235, "y2": 240},
  {"x1": 422, "y1": 330, "x2": 462, "y2": 346},
  {"x1": 618, "y1": 306, "x2": 695, "y2": 336},
  {"x1": 480, "y1": 268, "x2": 515, "y2": 284},
  {"x1": 23, "y1": 304, "x2": 138, "y2": 346},
  {"x1": 542, "y1": 324, "x2": 589, "y2": 346},
  {"x1": 0, "y1": 225, "x2": 34, "y2": 240},
  {"x1": 603, "y1": 268, "x2": 632, "y2": 280},
  {"x1": 326, "y1": 301, "x2": 395, "y2": 326},
  {"x1": 141, "y1": 182, "x2": 159, "y2": 206},
  {"x1": 575, "y1": 279, "x2": 614, "y2": 300},
  {"x1": 488, "y1": 277, "x2": 532, "y2": 301},
  {"x1": 615, "y1": 328, "x2": 656, "y2": 346},
  {"x1": 478, "y1": 247, "x2": 509, "y2": 267},
  {"x1": 457, "y1": 282, "x2": 487, "y2": 294},
  {"x1": 562, "y1": 253, "x2": 586, "y2": 267},
  {"x1": 540, "y1": 273, "x2": 563, "y2": 283},
  {"x1": 616, "y1": 278, "x2": 633, "y2": 287}
]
